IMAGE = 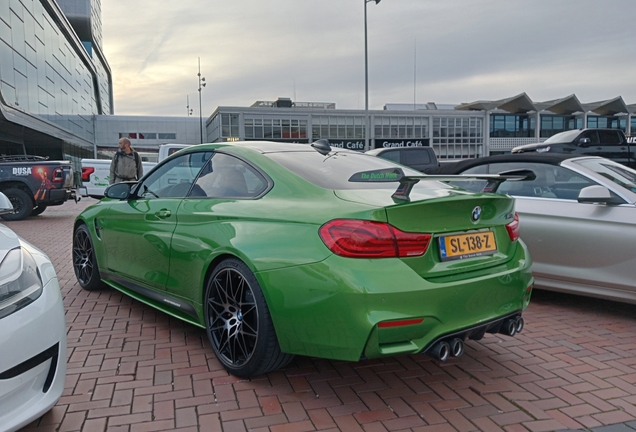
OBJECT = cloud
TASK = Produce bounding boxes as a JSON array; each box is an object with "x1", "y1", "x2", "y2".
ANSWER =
[{"x1": 102, "y1": 0, "x2": 636, "y2": 116}]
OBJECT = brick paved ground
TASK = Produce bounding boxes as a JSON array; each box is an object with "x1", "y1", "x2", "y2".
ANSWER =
[{"x1": 5, "y1": 199, "x2": 636, "y2": 432}]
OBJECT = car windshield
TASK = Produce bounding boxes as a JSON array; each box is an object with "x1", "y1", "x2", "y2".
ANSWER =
[
  {"x1": 266, "y1": 150, "x2": 444, "y2": 190},
  {"x1": 543, "y1": 130, "x2": 581, "y2": 143},
  {"x1": 573, "y1": 159, "x2": 636, "y2": 193}
]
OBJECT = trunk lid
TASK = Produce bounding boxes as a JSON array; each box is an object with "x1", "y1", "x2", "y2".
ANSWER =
[{"x1": 334, "y1": 187, "x2": 519, "y2": 279}]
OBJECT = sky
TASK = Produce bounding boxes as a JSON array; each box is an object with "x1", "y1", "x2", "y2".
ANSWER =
[{"x1": 101, "y1": 0, "x2": 636, "y2": 117}]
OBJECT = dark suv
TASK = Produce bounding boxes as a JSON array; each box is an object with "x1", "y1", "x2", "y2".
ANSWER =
[
  {"x1": 512, "y1": 128, "x2": 634, "y2": 167},
  {"x1": 366, "y1": 146, "x2": 440, "y2": 173}
]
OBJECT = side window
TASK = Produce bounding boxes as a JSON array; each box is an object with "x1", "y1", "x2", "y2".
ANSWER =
[
  {"x1": 598, "y1": 130, "x2": 621, "y2": 145},
  {"x1": 449, "y1": 164, "x2": 488, "y2": 192},
  {"x1": 409, "y1": 149, "x2": 432, "y2": 165},
  {"x1": 580, "y1": 131, "x2": 600, "y2": 145},
  {"x1": 192, "y1": 153, "x2": 269, "y2": 198},
  {"x1": 137, "y1": 151, "x2": 213, "y2": 199},
  {"x1": 491, "y1": 162, "x2": 597, "y2": 199},
  {"x1": 378, "y1": 150, "x2": 400, "y2": 163}
]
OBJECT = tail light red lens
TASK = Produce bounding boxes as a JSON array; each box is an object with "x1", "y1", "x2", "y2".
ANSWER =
[
  {"x1": 52, "y1": 167, "x2": 64, "y2": 183},
  {"x1": 319, "y1": 219, "x2": 431, "y2": 258},
  {"x1": 81, "y1": 167, "x2": 95, "y2": 182},
  {"x1": 506, "y1": 212, "x2": 520, "y2": 242}
]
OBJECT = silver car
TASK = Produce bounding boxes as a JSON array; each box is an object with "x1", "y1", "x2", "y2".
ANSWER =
[{"x1": 441, "y1": 153, "x2": 636, "y2": 304}]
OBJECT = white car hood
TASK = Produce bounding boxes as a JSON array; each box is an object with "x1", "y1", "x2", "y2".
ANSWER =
[{"x1": 0, "y1": 223, "x2": 21, "y2": 262}]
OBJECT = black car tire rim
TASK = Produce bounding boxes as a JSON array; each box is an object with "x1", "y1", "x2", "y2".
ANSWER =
[
  {"x1": 207, "y1": 267, "x2": 259, "y2": 368},
  {"x1": 73, "y1": 227, "x2": 95, "y2": 286}
]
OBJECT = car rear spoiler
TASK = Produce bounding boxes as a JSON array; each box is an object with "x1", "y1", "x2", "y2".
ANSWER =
[{"x1": 392, "y1": 169, "x2": 536, "y2": 202}]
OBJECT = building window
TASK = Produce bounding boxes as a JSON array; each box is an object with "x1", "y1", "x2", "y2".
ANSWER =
[
  {"x1": 311, "y1": 116, "x2": 365, "y2": 139},
  {"x1": 158, "y1": 133, "x2": 176, "y2": 140},
  {"x1": 373, "y1": 116, "x2": 429, "y2": 139},
  {"x1": 246, "y1": 117, "x2": 307, "y2": 140},
  {"x1": 434, "y1": 117, "x2": 483, "y2": 144},
  {"x1": 139, "y1": 133, "x2": 157, "y2": 139},
  {"x1": 540, "y1": 115, "x2": 580, "y2": 138},
  {"x1": 490, "y1": 114, "x2": 534, "y2": 137},
  {"x1": 586, "y1": 116, "x2": 625, "y2": 131},
  {"x1": 221, "y1": 114, "x2": 240, "y2": 138}
]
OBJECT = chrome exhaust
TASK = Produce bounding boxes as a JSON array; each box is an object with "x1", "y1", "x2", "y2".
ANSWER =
[
  {"x1": 428, "y1": 341, "x2": 450, "y2": 362},
  {"x1": 500, "y1": 318, "x2": 517, "y2": 336},
  {"x1": 449, "y1": 338, "x2": 464, "y2": 358}
]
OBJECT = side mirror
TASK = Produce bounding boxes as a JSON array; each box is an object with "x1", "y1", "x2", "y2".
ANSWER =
[
  {"x1": 577, "y1": 137, "x2": 591, "y2": 147},
  {"x1": 0, "y1": 192, "x2": 14, "y2": 215},
  {"x1": 577, "y1": 185, "x2": 625, "y2": 205},
  {"x1": 104, "y1": 182, "x2": 132, "y2": 200}
]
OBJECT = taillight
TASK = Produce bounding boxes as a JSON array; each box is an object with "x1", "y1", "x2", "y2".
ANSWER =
[
  {"x1": 319, "y1": 219, "x2": 431, "y2": 258},
  {"x1": 506, "y1": 213, "x2": 520, "y2": 242},
  {"x1": 52, "y1": 167, "x2": 64, "y2": 183},
  {"x1": 81, "y1": 167, "x2": 95, "y2": 182}
]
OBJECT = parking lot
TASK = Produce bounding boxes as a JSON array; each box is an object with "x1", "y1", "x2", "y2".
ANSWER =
[{"x1": 7, "y1": 199, "x2": 636, "y2": 432}]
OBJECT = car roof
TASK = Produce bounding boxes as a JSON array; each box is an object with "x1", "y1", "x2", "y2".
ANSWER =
[{"x1": 436, "y1": 152, "x2": 579, "y2": 174}]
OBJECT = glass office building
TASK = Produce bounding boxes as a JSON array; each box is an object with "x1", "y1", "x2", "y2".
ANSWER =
[{"x1": 0, "y1": 0, "x2": 112, "y2": 168}]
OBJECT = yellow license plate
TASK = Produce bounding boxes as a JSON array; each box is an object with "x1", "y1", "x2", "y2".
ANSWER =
[{"x1": 438, "y1": 231, "x2": 497, "y2": 261}]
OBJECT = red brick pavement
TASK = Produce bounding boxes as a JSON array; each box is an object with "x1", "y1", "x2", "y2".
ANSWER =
[{"x1": 5, "y1": 199, "x2": 636, "y2": 432}]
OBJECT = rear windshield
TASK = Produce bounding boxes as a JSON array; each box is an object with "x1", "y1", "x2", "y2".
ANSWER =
[{"x1": 265, "y1": 150, "x2": 437, "y2": 190}]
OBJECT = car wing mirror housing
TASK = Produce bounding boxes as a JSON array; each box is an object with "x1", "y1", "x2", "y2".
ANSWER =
[
  {"x1": 577, "y1": 137, "x2": 591, "y2": 147},
  {"x1": 577, "y1": 185, "x2": 624, "y2": 205},
  {"x1": 104, "y1": 182, "x2": 132, "y2": 200},
  {"x1": 0, "y1": 192, "x2": 14, "y2": 215}
]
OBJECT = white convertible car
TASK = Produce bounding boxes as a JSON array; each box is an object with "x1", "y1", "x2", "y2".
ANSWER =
[{"x1": 440, "y1": 153, "x2": 636, "y2": 304}]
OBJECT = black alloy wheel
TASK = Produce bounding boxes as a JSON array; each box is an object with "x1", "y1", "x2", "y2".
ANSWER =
[
  {"x1": 72, "y1": 224, "x2": 103, "y2": 290},
  {"x1": 0, "y1": 188, "x2": 34, "y2": 221},
  {"x1": 205, "y1": 259, "x2": 293, "y2": 377}
]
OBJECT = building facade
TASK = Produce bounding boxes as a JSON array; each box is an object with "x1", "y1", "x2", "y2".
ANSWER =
[
  {"x1": 206, "y1": 94, "x2": 636, "y2": 160},
  {"x1": 0, "y1": 0, "x2": 112, "y2": 172}
]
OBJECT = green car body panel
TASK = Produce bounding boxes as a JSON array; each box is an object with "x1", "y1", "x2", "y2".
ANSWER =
[{"x1": 74, "y1": 141, "x2": 533, "y2": 366}]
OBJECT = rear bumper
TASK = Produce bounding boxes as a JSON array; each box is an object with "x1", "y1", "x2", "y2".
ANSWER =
[
  {"x1": 38, "y1": 187, "x2": 77, "y2": 206},
  {"x1": 258, "y1": 240, "x2": 533, "y2": 362}
]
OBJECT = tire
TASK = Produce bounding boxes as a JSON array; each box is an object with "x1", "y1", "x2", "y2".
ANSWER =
[
  {"x1": 72, "y1": 224, "x2": 104, "y2": 290},
  {"x1": 205, "y1": 258, "x2": 294, "y2": 377},
  {"x1": 0, "y1": 188, "x2": 34, "y2": 221},
  {"x1": 31, "y1": 204, "x2": 48, "y2": 216}
]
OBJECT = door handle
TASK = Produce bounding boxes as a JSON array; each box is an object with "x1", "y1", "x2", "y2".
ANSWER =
[{"x1": 155, "y1": 209, "x2": 171, "y2": 219}]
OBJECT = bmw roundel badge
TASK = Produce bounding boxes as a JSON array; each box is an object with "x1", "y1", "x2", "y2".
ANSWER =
[{"x1": 471, "y1": 206, "x2": 482, "y2": 222}]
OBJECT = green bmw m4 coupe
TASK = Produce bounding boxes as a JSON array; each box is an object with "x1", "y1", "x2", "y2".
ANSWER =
[{"x1": 73, "y1": 141, "x2": 534, "y2": 377}]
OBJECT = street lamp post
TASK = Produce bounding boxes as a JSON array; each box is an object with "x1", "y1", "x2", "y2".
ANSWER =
[
  {"x1": 364, "y1": 0, "x2": 381, "y2": 152},
  {"x1": 197, "y1": 57, "x2": 206, "y2": 144},
  {"x1": 186, "y1": 95, "x2": 193, "y2": 116}
]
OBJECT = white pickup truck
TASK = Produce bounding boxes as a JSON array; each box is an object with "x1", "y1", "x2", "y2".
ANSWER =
[{"x1": 79, "y1": 144, "x2": 191, "y2": 199}]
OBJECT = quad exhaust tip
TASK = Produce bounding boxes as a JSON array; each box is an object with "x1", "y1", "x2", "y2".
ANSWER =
[
  {"x1": 427, "y1": 338, "x2": 465, "y2": 362},
  {"x1": 500, "y1": 316, "x2": 524, "y2": 337},
  {"x1": 427, "y1": 315, "x2": 524, "y2": 362}
]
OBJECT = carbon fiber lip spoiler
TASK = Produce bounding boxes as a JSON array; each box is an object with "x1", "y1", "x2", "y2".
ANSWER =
[{"x1": 392, "y1": 169, "x2": 536, "y2": 202}]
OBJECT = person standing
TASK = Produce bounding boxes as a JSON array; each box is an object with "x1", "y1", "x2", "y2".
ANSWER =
[{"x1": 109, "y1": 138, "x2": 143, "y2": 184}]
